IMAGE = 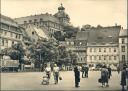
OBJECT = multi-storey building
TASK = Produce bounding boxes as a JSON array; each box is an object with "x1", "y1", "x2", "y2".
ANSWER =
[
  {"x1": 119, "y1": 28, "x2": 128, "y2": 66},
  {"x1": 65, "y1": 31, "x2": 88, "y2": 65},
  {"x1": 14, "y1": 4, "x2": 70, "y2": 39},
  {"x1": 0, "y1": 14, "x2": 23, "y2": 50},
  {"x1": 86, "y1": 26, "x2": 121, "y2": 65}
]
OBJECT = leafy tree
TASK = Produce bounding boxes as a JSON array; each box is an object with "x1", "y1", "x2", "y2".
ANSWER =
[{"x1": 29, "y1": 39, "x2": 59, "y2": 68}]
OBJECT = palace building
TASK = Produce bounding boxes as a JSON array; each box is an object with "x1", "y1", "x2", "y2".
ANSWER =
[{"x1": 15, "y1": 4, "x2": 70, "y2": 39}]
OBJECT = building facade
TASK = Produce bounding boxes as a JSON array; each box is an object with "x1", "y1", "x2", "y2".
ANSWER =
[
  {"x1": 0, "y1": 15, "x2": 23, "y2": 50},
  {"x1": 65, "y1": 31, "x2": 88, "y2": 65},
  {"x1": 15, "y1": 4, "x2": 70, "y2": 39},
  {"x1": 87, "y1": 44, "x2": 119, "y2": 65},
  {"x1": 119, "y1": 29, "x2": 128, "y2": 65},
  {"x1": 86, "y1": 26, "x2": 121, "y2": 65}
]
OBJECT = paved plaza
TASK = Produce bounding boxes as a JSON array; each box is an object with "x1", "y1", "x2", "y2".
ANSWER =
[{"x1": 1, "y1": 71, "x2": 122, "y2": 91}]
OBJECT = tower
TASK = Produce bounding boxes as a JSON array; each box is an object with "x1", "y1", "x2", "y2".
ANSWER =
[{"x1": 54, "y1": 4, "x2": 70, "y2": 26}]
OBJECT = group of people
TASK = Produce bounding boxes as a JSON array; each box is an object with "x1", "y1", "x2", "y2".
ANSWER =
[
  {"x1": 45, "y1": 64, "x2": 60, "y2": 84},
  {"x1": 44, "y1": 63, "x2": 128, "y2": 90},
  {"x1": 81, "y1": 64, "x2": 89, "y2": 78},
  {"x1": 100, "y1": 65, "x2": 112, "y2": 87}
]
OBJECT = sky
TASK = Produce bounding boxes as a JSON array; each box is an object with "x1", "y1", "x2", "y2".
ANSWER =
[{"x1": 1, "y1": 0, "x2": 127, "y2": 28}]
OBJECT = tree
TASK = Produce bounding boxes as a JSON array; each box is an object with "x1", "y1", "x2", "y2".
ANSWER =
[
  {"x1": 28, "y1": 39, "x2": 59, "y2": 68},
  {"x1": 8, "y1": 43, "x2": 25, "y2": 66}
]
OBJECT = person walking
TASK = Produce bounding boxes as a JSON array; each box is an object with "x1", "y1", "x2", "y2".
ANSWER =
[
  {"x1": 126, "y1": 66, "x2": 128, "y2": 90},
  {"x1": 117, "y1": 64, "x2": 120, "y2": 74},
  {"x1": 101, "y1": 65, "x2": 109, "y2": 87},
  {"x1": 85, "y1": 64, "x2": 89, "y2": 78},
  {"x1": 74, "y1": 65, "x2": 80, "y2": 87},
  {"x1": 107, "y1": 65, "x2": 112, "y2": 79},
  {"x1": 81, "y1": 65, "x2": 85, "y2": 78},
  {"x1": 53, "y1": 64, "x2": 60, "y2": 84},
  {"x1": 121, "y1": 66, "x2": 126, "y2": 91},
  {"x1": 45, "y1": 64, "x2": 51, "y2": 80}
]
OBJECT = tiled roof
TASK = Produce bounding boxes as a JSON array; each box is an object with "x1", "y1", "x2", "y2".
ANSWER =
[
  {"x1": 14, "y1": 13, "x2": 60, "y2": 24},
  {"x1": 76, "y1": 31, "x2": 89, "y2": 40},
  {"x1": 76, "y1": 26, "x2": 121, "y2": 44},
  {"x1": 0, "y1": 14, "x2": 19, "y2": 27},
  {"x1": 87, "y1": 26, "x2": 121, "y2": 44}
]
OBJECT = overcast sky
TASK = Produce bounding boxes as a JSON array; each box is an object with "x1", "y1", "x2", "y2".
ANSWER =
[{"x1": 1, "y1": 0, "x2": 127, "y2": 28}]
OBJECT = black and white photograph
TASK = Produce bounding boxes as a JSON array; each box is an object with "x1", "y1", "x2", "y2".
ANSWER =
[{"x1": 0, "y1": 0, "x2": 128, "y2": 91}]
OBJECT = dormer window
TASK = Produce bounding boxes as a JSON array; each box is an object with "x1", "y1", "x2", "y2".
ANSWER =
[
  {"x1": 40, "y1": 18, "x2": 43, "y2": 21},
  {"x1": 24, "y1": 21, "x2": 27, "y2": 24},
  {"x1": 29, "y1": 20, "x2": 32, "y2": 23},
  {"x1": 34, "y1": 19, "x2": 37, "y2": 22},
  {"x1": 32, "y1": 32, "x2": 34, "y2": 35}
]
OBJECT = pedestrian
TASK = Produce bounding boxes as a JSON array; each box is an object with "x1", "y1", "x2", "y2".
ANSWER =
[
  {"x1": 126, "y1": 65, "x2": 128, "y2": 90},
  {"x1": 85, "y1": 64, "x2": 89, "y2": 78},
  {"x1": 107, "y1": 65, "x2": 112, "y2": 79},
  {"x1": 74, "y1": 65, "x2": 80, "y2": 87},
  {"x1": 101, "y1": 65, "x2": 109, "y2": 87},
  {"x1": 117, "y1": 64, "x2": 120, "y2": 74},
  {"x1": 53, "y1": 64, "x2": 60, "y2": 84},
  {"x1": 121, "y1": 66, "x2": 126, "y2": 91},
  {"x1": 45, "y1": 63, "x2": 51, "y2": 80},
  {"x1": 81, "y1": 65, "x2": 85, "y2": 78}
]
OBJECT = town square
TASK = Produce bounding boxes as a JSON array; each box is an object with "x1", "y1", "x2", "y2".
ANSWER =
[{"x1": 0, "y1": 0, "x2": 128, "y2": 91}]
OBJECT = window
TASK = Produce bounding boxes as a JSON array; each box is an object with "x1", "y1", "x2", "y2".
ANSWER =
[
  {"x1": 121, "y1": 46, "x2": 125, "y2": 52},
  {"x1": 34, "y1": 19, "x2": 37, "y2": 22},
  {"x1": 15, "y1": 34, "x2": 18, "y2": 38},
  {"x1": 109, "y1": 48, "x2": 111, "y2": 52},
  {"x1": 109, "y1": 56, "x2": 111, "y2": 60},
  {"x1": 114, "y1": 48, "x2": 116, "y2": 52},
  {"x1": 90, "y1": 56, "x2": 92, "y2": 60},
  {"x1": 122, "y1": 39, "x2": 125, "y2": 44},
  {"x1": 29, "y1": 20, "x2": 32, "y2": 23},
  {"x1": 99, "y1": 56, "x2": 101, "y2": 60},
  {"x1": 114, "y1": 56, "x2": 116, "y2": 60},
  {"x1": 12, "y1": 41, "x2": 14, "y2": 45},
  {"x1": 94, "y1": 48, "x2": 96, "y2": 52},
  {"x1": 90, "y1": 48, "x2": 92, "y2": 52},
  {"x1": 10, "y1": 32, "x2": 13, "y2": 37},
  {"x1": 32, "y1": 32, "x2": 34, "y2": 35},
  {"x1": 24, "y1": 21, "x2": 27, "y2": 24},
  {"x1": 4, "y1": 31, "x2": 7, "y2": 35},
  {"x1": 81, "y1": 58, "x2": 82, "y2": 61},
  {"x1": 104, "y1": 56, "x2": 106, "y2": 60},
  {"x1": 94, "y1": 56, "x2": 97, "y2": 60},
  {"x1": 99, "y1": 48, "x2": 101, "y2": 52},
  {"x1": 40, "y1": 18, "x2": 43, "y2": 21},
  {"x1": 104, "y1": 48, "x2": 106, "y2": 52},
  {"x1": 122, "y1": 55, "x2": 125, "y2": 61}
]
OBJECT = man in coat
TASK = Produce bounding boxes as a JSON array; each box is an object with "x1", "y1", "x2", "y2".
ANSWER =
[
  {"x1": 74, "y1": 65, "x2": 80, "y2": 87},
  {"x1": 121, "y1": 66, "x2": 126, "y2": 91}
]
